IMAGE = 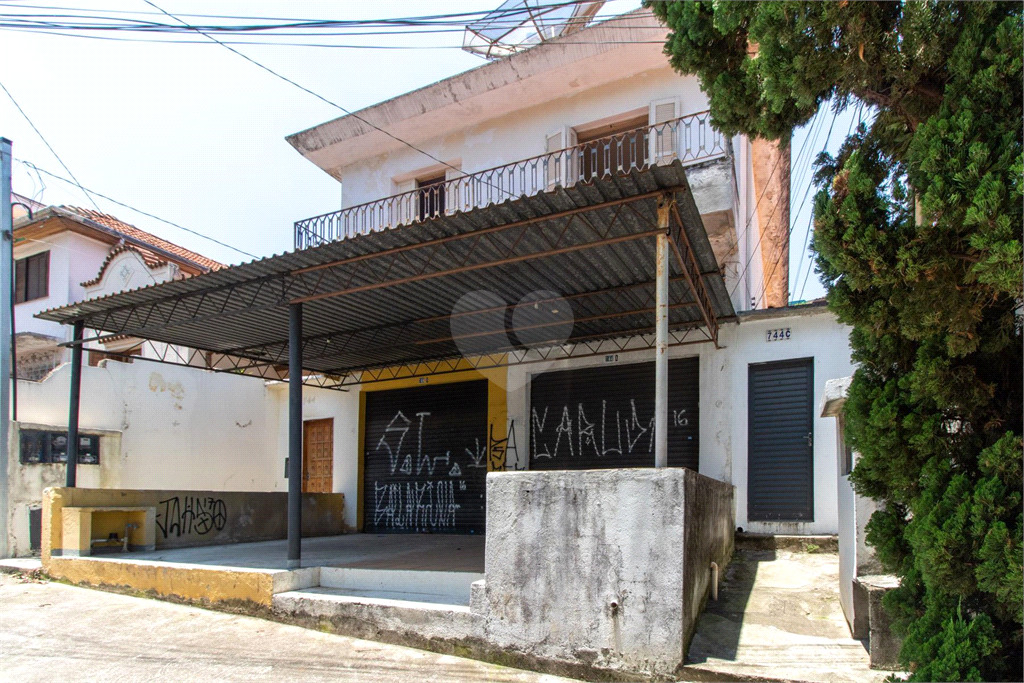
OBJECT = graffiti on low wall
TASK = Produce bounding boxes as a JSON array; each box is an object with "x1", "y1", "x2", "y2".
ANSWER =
[{"x1": 156, "y1": 495, "x2": 228, "y2": 539}]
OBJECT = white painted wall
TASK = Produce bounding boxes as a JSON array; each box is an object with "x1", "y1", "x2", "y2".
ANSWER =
[
  {"x1": 723, "y1": 311, "x2": 854, "y2": 535},
  {"x1": 268, "y1": 383, "x2": 361, "y2": 530},
  {"x1": 336, "y1": 68, "x2": 711, "y2": 209},
  {"x1": 82, "y1": 249, "x2": 178, "y2": 299},
  {"x1": 17, "y1": 361, "x2": 279, "y2": 491},
  {"x1": 8, "y1": 359, "x2": 360, "y2": 555},
  {"x1": 505, "y1": 307, "x2": 854, "y2": 535}
]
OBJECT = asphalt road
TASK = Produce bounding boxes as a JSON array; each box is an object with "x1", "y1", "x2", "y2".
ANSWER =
[{"x1": 0, "y1": 573, "x2": 576, "y2": 683}]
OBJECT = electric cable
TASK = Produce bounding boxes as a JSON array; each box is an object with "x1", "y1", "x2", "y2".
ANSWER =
[
  {"x1": 0, "y1": 78, "x2": 101, "y2": 211},
  {"x1": 16, "y1": 159, "x2": 258, "y2": 261}
]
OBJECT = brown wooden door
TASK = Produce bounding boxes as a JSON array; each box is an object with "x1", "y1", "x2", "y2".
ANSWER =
[{"x1": 302, "y1": 418, "x2": 334, "y2": 493}]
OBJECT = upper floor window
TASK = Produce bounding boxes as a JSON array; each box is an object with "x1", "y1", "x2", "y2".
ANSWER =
[
  {"x1": 15, "y1": 251, "x2": 49, "y2": 304},
  {"x1": 575, "y1": 112, "x2": 649, "y2": 182},
  {"x1": 417, "y1": 174, "x2": 447, "y2": 220},
  {"x1": 89, "y1": 347, "x2": 143, "y2": 366}
]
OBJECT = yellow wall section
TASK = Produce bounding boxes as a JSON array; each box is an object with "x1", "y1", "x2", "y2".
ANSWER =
[
  {"x1": 47, "y1": 557, "x2": 276, "y2": 607},
  {"x1": 356, "y1": 356, "x2": 510, "y2": 531}
]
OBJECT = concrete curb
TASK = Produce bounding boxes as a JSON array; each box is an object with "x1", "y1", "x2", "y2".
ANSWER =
[
  {"x1": 734, "y1": 534, "x2": 838, "y2": 553},
  {"x1": 0, "y1": 558, "x2": 44, "y2": 576}
]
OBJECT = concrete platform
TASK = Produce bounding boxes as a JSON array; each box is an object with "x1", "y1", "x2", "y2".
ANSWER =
[
  {"x1": 122, "y1": 533, "x2": 485, "y2": 572},
  {"x1": 274, "y1": 586, "x2": 483, "y2": 642},
  {"x1": 44, "y1": 533, "x2": 485, "y2": 609},
  {"x1": 685, "y1": 548, "x2": 892, "y2": 683}
]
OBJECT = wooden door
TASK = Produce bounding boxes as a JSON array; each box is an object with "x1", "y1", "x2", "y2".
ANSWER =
[{"x1": 302, "y1": 418, "x2": 334, "y2": 493}]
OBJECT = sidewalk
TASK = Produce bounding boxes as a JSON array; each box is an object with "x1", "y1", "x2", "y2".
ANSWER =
[{"x1": 0, "y1": 572, "x2": 577, "y2": 683}]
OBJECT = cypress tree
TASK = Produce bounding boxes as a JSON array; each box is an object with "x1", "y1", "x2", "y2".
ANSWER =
[{"x1": 648, "y1": 2, "x2": 1023, "y2": 679}]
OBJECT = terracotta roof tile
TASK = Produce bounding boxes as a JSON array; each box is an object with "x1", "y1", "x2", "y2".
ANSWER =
[{"x1": 61, "y1": 206, "x2": 224, "y2": 272}]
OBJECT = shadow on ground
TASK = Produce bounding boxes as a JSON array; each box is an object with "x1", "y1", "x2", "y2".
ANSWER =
[{"x1": 685, "y1": 548, "x2": 886, "y2": 683}]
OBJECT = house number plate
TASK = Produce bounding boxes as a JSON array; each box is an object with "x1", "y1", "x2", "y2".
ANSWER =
[{"x1": 765, "y1": 327, "x2": 792, "y2": 342}]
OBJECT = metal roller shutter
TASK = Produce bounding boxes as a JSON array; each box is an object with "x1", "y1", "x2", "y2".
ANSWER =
[
  {"x1": 747, "y1": 358, "x2": 814, "y2": 521},
  {"x1": 363, "y1": 380, "x2": 488, "y2": 534},
  {"x1": 528, "y1": 357, "x2": 699, "y2": 471}
]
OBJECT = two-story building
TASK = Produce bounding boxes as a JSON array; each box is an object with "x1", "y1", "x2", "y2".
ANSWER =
[
  {"x1": 29, "y1": 7, "x2": 864, "y2": 674},
  {"x1": 279, "y1": 6, "x2": 852, "y2": 537},
  {"x1": 37, "y1": 6, "x2": 854, "y2": 541},
  {"x1": 11, "y1": 203, "x2": 222, "y2": 379}
]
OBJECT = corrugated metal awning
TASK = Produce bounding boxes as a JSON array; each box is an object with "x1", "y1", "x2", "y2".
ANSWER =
[{"x1": 38, "y1": 162, "x2": 735, "y2": 382}]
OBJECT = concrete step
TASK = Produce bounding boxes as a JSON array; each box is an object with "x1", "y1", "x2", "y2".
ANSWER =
[
  {"x1": 319, "y1": 566, "x2": 483, "y2": 606},
  {"x1": 272, "y1": 587, "x2": 483, "y2": 644}
]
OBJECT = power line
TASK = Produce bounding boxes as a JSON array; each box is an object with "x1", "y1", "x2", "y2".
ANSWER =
[
  {"x1": 787, "y1": 107, "x2": 831, "y2": 293},
  {"x1": 0, "y1": 78, "x2": 101, "y2": 212},
  {"x1": 726, "y1": 102, "x2": 832, "y2": 307},
  {"x1": 16, "y1": 159, "x2": 258, "y2": 261},
  {"x1": 753, "y1": 107, "x2": 842, "y2": 308},
  {"x1": 0, "y1": 1, "x2": 644, "y2": 34},
  {"x1": 0, "y1": 27, "x2": 667, "y2": 48},
  {"x1": 797, "y1": 103, "x2": 864, "y2": 301},
  {"x1": 727, "y1": 126, "x2": 811, "y2": 302},
  {"x1": 140, "y1": 0, "x2": 516, "y2": 201}
]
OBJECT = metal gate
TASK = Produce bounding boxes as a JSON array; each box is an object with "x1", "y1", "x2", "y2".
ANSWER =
[
  {"x1": 528, "y1": 357, "x2": 699, "y2": 471},
  {"x1": 748, "y1": 358, "x2": 814, "y2": 521},
  {"x1": 363, "y1": 380, "x2": 488, "y2": 534}
]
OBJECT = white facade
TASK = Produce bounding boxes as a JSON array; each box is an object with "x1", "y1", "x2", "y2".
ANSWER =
[
  {"x1": 14, "y1": 231, "x2": 111, "y2": 343},
  {"x1": 6, "y1": 8, "x2": 856, "y2": 557},
  {"x1": 281, "y1": 9, "x2": 853, "y2": 535}
]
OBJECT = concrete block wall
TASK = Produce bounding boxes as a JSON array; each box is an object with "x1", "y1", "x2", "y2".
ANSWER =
[
  {"x1": 482, "y1": 468, "x2": 734, "y2": 677},
  {"x1": 42, "y1": 487, "x2": 345, "y2": 564}
]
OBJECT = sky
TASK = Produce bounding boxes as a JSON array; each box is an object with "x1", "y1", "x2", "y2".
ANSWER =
[{"x1": 0, "y1": 0, "x2": 855, "y2": 302}]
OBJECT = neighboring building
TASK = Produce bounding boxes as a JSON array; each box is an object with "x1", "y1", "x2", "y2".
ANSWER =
[
  {"x1": 6, "y1": 204, "x2": 232, "y2": 556},
  {"x1": 11, "y1": 204, "x2": 221, "y2": 379}
]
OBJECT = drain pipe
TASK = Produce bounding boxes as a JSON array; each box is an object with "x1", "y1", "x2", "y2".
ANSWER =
[{"x1": 710, "y1": 562, "x2": 719, "y2": 601}]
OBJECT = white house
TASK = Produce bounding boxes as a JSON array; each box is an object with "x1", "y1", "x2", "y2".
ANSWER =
[
  {"x1": 24, "y1": 6, "x2": 856, "y2": 553},
  {"x1": 280, "y1": 7, "x2": 853, "y2": 536},
  {"x1": 24, "y1": 6, "x2": 867, "y2": 674}
]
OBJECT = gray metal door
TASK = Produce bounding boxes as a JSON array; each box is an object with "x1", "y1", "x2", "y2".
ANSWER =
[
  {"x1": 748, "y1": 358, "x2": 814, "y2": 521},
  {"x1": 363, "y1": 380, "x2": 488, "y2": 535}
]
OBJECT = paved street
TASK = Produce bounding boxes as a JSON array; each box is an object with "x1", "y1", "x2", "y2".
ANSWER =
[{"x1": 0, "y1": 574, "x2": 575, "y2": 683}]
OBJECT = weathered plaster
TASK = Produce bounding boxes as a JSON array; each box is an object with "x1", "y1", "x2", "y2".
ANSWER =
[{"x1": 483, "y1": 468, "x2": 734, "y2": 677}]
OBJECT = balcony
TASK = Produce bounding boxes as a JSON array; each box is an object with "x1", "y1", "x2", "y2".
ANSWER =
[{"x1": 294, "y1": 111, "x2": 729, "y2": 250}]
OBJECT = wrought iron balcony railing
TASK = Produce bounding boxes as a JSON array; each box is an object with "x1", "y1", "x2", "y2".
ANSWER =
[{"x1": 295, "y1": 111, "x2": 728, "y2": 250}]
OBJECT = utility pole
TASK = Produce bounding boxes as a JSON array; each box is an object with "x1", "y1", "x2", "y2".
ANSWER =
[{"x1": 1, "y1": 137, "x2": 14, "y2": 558}]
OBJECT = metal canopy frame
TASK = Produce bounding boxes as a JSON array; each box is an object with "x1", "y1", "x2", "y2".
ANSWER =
[
  {"x1": 41, "y1": 163, "x2": 734, "y2": 390},
  {"x1": 44, "y1": 161, "x2": 736, "y2": 564}
]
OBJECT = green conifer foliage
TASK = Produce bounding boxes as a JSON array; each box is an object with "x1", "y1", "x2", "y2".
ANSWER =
[{"x1": 649, "y1": 2, "x2": 1022, "y2": 679}]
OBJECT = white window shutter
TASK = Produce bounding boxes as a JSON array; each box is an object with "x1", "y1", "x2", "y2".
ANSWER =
[
  {"x1": 545, "y1": 129, "x2": 565, "y2": 190},
  {"x1": 545, "y1": 127, "x2": 578, "y2": 190},
  {"x1": 445, "y1": 167, "x2": 465, "y2": 213},
  {"x1": 649, "y1": 98, "x2": 681, "y2": 165},
  {"x1": 394, "y1": 179, "x2": 416, "y2": 227},
  {"x1": 565, "y1": 127, "x2": 579, "y2": 186}
]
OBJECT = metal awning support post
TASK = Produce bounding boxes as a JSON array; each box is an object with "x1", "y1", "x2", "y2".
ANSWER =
[
  {"x1": 654, "y1": 197, "x2": 670, "y2": 469},
  {"x1": 65, "y1": 320, "x2": 84, "y2": 487},
  {"x1": 287, "y1": 302, "x2": 303, "y2": 568}
]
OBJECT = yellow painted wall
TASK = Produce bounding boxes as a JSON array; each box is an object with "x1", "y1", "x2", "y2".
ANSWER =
[
  {"x1": 47, "y1": 557, "x2": 276, "y2": 607},
  {"x1": 355, "y1": 356, "x2": 510, "y2": 530}
]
